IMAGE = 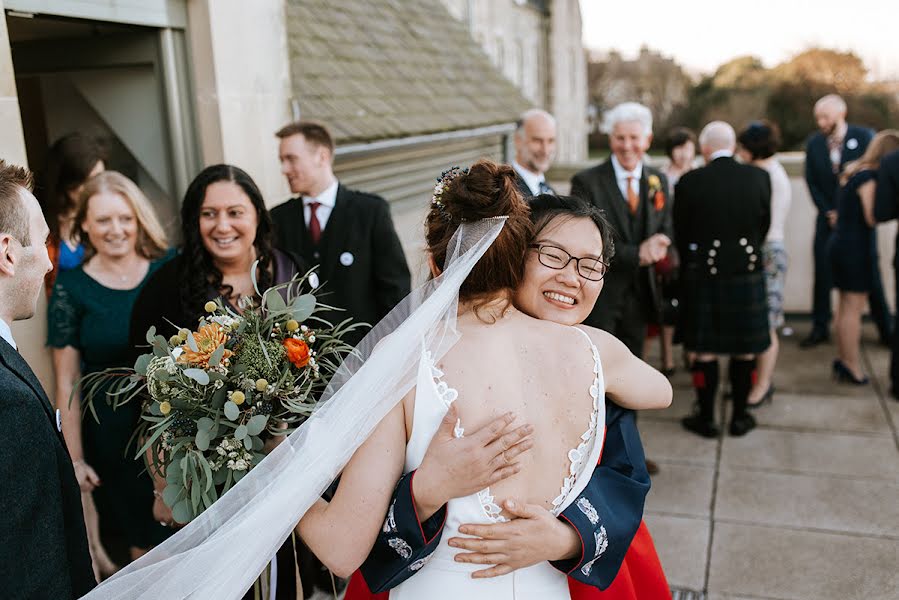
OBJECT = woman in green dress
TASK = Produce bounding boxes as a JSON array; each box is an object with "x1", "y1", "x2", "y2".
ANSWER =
[{"x1": 48, "y1": 171, "x2": 171, "y2": 576}]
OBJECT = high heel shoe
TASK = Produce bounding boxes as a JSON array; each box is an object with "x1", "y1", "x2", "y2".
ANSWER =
[
  {"x1": 748, "y1": 385, "x2": 774, "y2": 409},
  {"x1": 832, "y1": 360, "x2": 869, "y2": 385}
]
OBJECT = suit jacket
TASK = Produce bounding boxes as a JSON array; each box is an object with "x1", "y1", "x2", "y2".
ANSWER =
[
  {"x1": 570, "y1": 161, "x2": 673, "y2": 333},
  {"x1": 673, "y1": 156, "x2": 771, "y2": 276},
  {"x1": 0, "y1": 338, "x2": 95, "y2": 599},
  {"x1": 805, "y1": 124, "x2": 874, "y2": 214},
  {"x1": 874, "y1": 150, "x2": 899, "y2": 266},
  {"x1": 354, "y1": 403, "x2": 651, "y2": 593},
  {"x1": 270, "y1": 185, "x2": 411, "y2": 346},
  {"x1": 514, "y1": 172, "x2": 555, "y2": 199}
]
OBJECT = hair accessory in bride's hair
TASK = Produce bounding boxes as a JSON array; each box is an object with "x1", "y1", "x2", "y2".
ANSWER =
[{"x1": 431, "y1": 166, "x2": 469, "y2": 222}]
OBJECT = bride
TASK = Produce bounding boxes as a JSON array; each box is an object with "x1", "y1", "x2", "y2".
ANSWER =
[{"x1": 82, "y1": 160, "x2": 669, "y2": 599}]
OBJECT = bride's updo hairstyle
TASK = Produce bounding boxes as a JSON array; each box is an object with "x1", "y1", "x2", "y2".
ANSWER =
[{"x1": 425, "y1": 159, "x2": 532, "y2": 304}]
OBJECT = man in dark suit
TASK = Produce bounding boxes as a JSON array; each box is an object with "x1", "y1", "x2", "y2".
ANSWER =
[
  {"x1": 570, "y1": 102, "x2": 673, "y2": 356},
  {"x1": 271, "y1": 121, "x2": 411, "y2": 347},
  {"x1": 674, "y1": 122, "x2": 771, "y2": 438},
  {"x1": 512, "y1": 109, "x2": 557, "y2": 198},
  {"x1": 873, "y1": 149, "x2": 899, "y2": 399},
  {"x1": 803, "y1": 94, "x2": 891, "y2": 347},
  {"x1": 0, "y1": 160, "x2": 95, "y2": 598}
]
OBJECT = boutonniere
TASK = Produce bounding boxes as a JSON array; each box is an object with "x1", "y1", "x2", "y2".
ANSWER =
[
  {"x1": 647, "y1": 174, "x2": 665, "y2": 211},
  {"x1": 846, "y1": 138, "x2": 859, "y2": 150}
]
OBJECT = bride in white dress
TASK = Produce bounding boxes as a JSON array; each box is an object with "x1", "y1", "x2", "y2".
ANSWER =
[{"x1": 296, "y1": 161, "x2": 670, "y2": 598}]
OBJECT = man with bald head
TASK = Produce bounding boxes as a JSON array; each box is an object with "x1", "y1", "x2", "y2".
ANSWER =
[
  {"x1": 674, "y1": 122, "x2": 771, "y2": 438},
  {"x1": 512, "y1": 108, "x2": 558, "y2": 197},
  {"x1": 803, "y1": 94, "x2": 890, "y2": 347}
]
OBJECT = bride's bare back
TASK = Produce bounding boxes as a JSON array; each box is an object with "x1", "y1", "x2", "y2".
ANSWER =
[{"x1": 407, "y1": 307, "x2": 599, "y2": 517}]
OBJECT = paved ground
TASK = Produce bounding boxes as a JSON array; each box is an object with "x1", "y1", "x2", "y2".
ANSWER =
[{"x1": 643, "y1": 319, "x2": 899, "y2": 600}]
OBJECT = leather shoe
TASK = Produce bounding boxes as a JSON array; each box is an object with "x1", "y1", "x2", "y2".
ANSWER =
[
  {"x1": 799, "y1": 329, "x2": 829, "y2": 348},
  {"x1": 729, "y1": 413, "x2": 756, "y2": 436},
  {"x1": 682, "y1": 415, "x2": 720, "y2": 438},
  {"x1": 645, "y1": 459, "x2": 660, "y2": 475}
]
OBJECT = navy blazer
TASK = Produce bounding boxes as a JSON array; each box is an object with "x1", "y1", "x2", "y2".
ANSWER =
[
  {"x1": 359, "y1": 402, "x2": 650, "y2": 592},
  {"x1": 0, "y1": 339, "x2": 95, "y2": 598},
  {"x1": 805, "y1": 124, "x2": 874, "y2": 214},
  {"x1": 270, "y1": 185, "x2": 411, "y2": 347},
  {"x1": 873, "y1": 149, "x2": 899, "y2": 265}
]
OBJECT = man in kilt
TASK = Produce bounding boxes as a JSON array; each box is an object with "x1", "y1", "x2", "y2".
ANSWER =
[{"x1": 674, "y1": 121, "x2": 772, "y2": 437}]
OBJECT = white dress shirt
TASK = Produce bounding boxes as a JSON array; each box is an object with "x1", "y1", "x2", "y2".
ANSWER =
[
  {"x1": 302, "y1": 179, "x2": 339, "y2": 231},
  {"x1": 610, "y1": 155, "x2": 643, "y2": 202},
  {"x1": 512, "y1": 161, "x2": 547, "y2": 196},
  {"x1": 0, "y1": 317, "x2": 16, "y2": 350},
  {"x1": 709, "y1": 149, "x2": 734, "y2": 161}
]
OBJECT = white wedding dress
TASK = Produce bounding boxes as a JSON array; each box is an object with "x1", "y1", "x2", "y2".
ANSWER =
[{"x1": 388, "y1": 327, "x2": 605, "y2": 599}]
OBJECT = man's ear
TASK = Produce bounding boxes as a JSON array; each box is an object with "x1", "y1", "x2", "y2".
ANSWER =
[
  {"x1": 644, "y1": 133, "x2": 654, "y2": 150},
  {"x1": 427, "y1": 254, "x2": 441, "y2": 279},
  {"x1": 0, "y1": 235, "x2": 17, "y2": 278}
]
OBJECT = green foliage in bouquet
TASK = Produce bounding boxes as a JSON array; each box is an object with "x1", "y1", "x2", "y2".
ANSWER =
[{"x1": 78, "y1": 270, "x2": 360, "y2": 524}]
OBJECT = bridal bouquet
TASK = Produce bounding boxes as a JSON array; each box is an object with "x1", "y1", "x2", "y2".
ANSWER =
[{"x1": 80, "y1": 273, "x2": 356, "y2": 524}]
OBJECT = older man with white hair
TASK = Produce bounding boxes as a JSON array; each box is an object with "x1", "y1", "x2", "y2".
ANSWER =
[
  {"x1": 674, "y1": 121, "x2": 772, "y2": 438},
  {"x1": 570, "y1": 102, "x2": 673, "y2": 356},
  {"x1": 512, "y1": 108, "x2": 558, "y2": 197}
]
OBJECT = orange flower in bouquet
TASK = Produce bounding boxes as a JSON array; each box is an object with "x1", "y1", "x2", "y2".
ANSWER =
[
  {"x1": 284, "y1": 338, "x2": 311, "y2": 368},
  {"x1": 178, "y1": 322, "x2": 233, "y2": 367}
]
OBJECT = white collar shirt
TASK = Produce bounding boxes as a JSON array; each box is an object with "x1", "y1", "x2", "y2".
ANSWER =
[
  {"x1": 611, "y1": 155, "x2": 643, "y2": 201},
  {"x1": 512, "y1": 161, "x2": 546, "y2": 196},
  {"x1": 0, "y1": 317, "x2": 16, "y2": 350},
  {"x1": 302, "y1": 179, "x2": 339, "y2": 231},
  {"x1": 709, "y1": 149, "x2": 734, "y2": 161}
]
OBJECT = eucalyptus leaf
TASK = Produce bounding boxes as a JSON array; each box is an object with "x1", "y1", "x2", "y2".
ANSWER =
[
  {"x1": 252, "y1": 437, "x2": 264, "y2": 451},
  {"x1": 190, "y1": 481, "x2": 201, "y2": 513},
  {"x1": 243, "y1": 435, "x2": 253, "y2": 450},
  {"x1": 291, "y1": 294, "x2": 316, "y2": 322},
  {"x1": 172, "y1": 499, "x2": 192, "y2": 524},
  {"x1": 234, "y1": 469, "x2": 247, "y2": 482},
  {"x1": 197, "y1": 417, "x2": 214, "y2": 432},
  {"x1": 264, "y1": 289, "x2": 288, "y2": 312},
  {"x1": 246, "y1": 414, "x2": 268, "y2": 436},
  {"x1": 184, "y1": 369, "x2": 210, "y2": 385},
  {"x1": 145, "y1": 326, "x2": 157, "y2": 344},
  {"x1": 195, "y1": 429, "x2": 211, "y2": 451},
  {"x1": 162, "y1": 484, "x2": 182, "y2": 507},
  {"x1": 134, "y1": 354, "x2": 152, "y2": 376},
  {"x1": 166, "y1": 458, "x2": 183, "y2": 482},
  {"x1": 224, "y1": 401, "x2": 240, "y2": 421},
  {"x1": 211, "y1": 386, "x2": 228, "y2": 409},
  {"x1": 213, "y1": 466, "x2": 229, "y2": 485},
  {"x1": 186, "y1": 331, "x2": 199, "y2": 352},
  {"x1": 155, "y1": 369, "x2": 171, "y2": 382},
  {"x1": 199, "y1": 458, "x2": 214, "y2": 493},
  {"x1": 209, "y1": 344, "x2": 225, "y2": 368},
  {"x1": 234, "y1": 424, "x2": 248, "y2": 440}
]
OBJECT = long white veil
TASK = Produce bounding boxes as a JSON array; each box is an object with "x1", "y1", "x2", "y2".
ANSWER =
[{"x1": 80, "y1": 218, "x2": 507, "y2": 599}]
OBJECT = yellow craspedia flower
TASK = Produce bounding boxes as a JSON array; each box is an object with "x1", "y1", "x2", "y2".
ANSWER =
[
  {"x1": 169, "y1": 335, "x2": 181, "y2": 346},
  {"x1": 204, "y1": 301, "x2": 218, "y2": 313},
  {"x1": 231, "y1": 391, "x2": 246, "y2": 405},
  {"x1": 159, "y1": 401, "x2": 172, "y2": 415},
  {"x1": 178, "y1": 328, "x2": 190, "y2": 340},
  {"x1": 255, "y1": 378, "x2": 269, "y2": 392},
  {"x1": 285, "y1": 319, "x2": 299, "y2": 332}
]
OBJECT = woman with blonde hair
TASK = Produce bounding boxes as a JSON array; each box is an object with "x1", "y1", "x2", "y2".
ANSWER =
[
  {"x1": 829, "y1": 130, "x2": 899, "y2": 384},
  {"x1": 48, "y1": 171, "x2": 172, "y2": 577}
]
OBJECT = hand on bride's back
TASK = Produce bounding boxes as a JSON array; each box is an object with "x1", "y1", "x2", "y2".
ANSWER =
[{"x1": 412, "y1": 403, "x2": 534, "y2": 519}]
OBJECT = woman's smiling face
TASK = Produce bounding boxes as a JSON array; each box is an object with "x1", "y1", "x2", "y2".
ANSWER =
[{"x1": 513, "y1": 215, "x2": 606, "y2": 326}]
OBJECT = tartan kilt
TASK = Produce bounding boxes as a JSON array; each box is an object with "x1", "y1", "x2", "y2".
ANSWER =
[{"x1": 678, "y1": 269, "x2": 771, "y2": 354}]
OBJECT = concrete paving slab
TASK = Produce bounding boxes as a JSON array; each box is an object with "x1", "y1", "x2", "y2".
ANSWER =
[
  {"x1": 646, "y1": 463, "x2": 716, "y2": 518},
  {"x1": 749, "y1": 392, "x2": 891, "y2": 434},
  {"x1": 708, "y1": 522, "x2": 899, "y2": 600},
  {"x1": 720, "y1": 429, "x2": 899, "y2": 479},
  {"x1": 644, "y1": 513, "x2": 709, "y2": 593},
  {"x1": 639, "y1": 419, "x2": 718, "y2": 466},
  {"x1": 715, "y1": 469, "x2": 899, "y2": 537}
]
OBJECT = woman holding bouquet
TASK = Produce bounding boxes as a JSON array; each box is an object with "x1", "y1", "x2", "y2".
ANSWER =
[
  {"x1": 128, "y1": 163, "x2": 308, "y2": 598},
  {"x1": 48, "y1": 172, "x2": 171, "y2": 576}
]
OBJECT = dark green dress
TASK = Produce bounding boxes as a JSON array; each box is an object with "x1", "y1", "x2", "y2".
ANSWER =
[{"x1": 47, "y1": 255, "x2": 173, "y2": 550}]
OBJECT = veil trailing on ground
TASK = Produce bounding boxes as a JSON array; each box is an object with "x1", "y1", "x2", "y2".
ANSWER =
[{"x1": 81, "y1": 218, "x2": 507, "y2": 599}]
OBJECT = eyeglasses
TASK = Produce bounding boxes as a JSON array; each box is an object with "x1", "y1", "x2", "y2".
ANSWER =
[{"x1": 529, "y1": 244, "x2": 609, "y2": 281}]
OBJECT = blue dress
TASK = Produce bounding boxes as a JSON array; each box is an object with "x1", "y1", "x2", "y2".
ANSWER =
[
  {"x1": 830, "y1": 170, "x2": 878, "y2": 292},
  {"x1": 47, "y1": 253, "x2": 173, "y2": 550}
]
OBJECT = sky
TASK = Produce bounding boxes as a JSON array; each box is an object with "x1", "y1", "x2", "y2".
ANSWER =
[{"x1": 579, "y1": 1, "x2": 897, "y2": 80}]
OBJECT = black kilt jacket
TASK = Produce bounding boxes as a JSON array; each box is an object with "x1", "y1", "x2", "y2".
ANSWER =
[{"x1": 673, "y1": 156, "x2": 772, "y2": 353}]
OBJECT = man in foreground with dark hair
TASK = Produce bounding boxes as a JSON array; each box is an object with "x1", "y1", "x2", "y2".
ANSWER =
[{"x1": 0, "y1": 159, "x2": 95, "y2": 598}]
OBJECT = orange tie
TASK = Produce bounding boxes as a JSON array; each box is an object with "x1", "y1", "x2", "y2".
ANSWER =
[{"x1": 626, "y1": 176, "x2": 639, "y2": 215}]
